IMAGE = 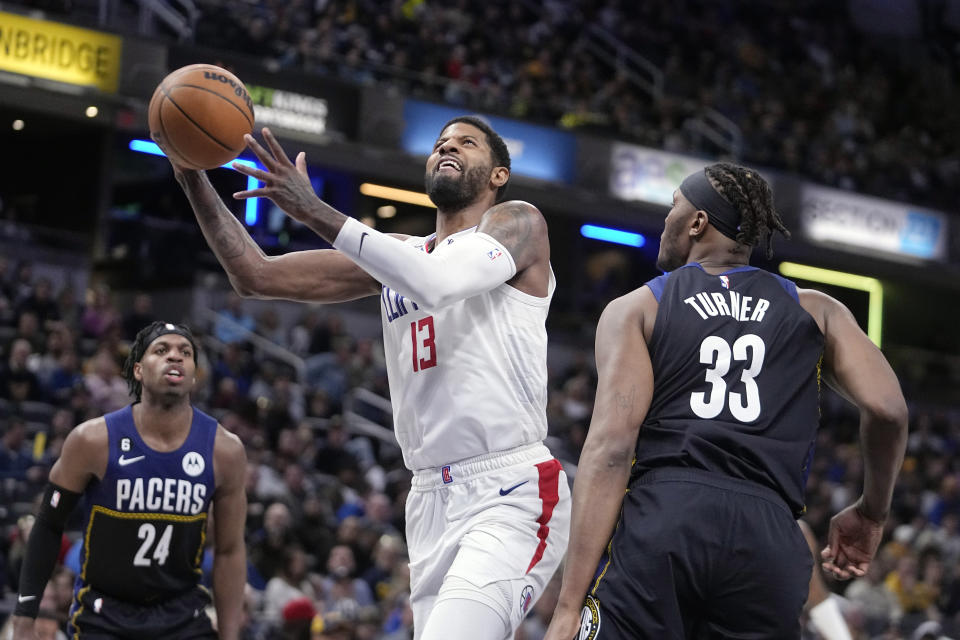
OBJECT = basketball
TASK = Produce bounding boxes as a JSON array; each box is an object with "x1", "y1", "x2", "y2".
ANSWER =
[{"x1": 148, "y1": 64, "x2": 255, "y2": 170}]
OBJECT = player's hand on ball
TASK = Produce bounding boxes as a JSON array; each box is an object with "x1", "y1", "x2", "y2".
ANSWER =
[
  {"x1": 231, "y1": 128, "x2": 316, "y2": 223},
  {"x1": 821, "y1": 500, "x2": 884, "y2": 581},
  {"x1": 150, "y1": 131, "x2": 193, "y2": 173}
]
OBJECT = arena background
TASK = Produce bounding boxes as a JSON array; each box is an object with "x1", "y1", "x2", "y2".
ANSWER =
[{"x1": 0, "y1": 1, "x2": 958, "y2": 638}]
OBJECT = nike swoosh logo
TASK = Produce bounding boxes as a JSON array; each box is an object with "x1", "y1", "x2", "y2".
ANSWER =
[
  {"x1": 118, "y1": 455, "x2": 145, "y2": 467},
  {"x1": 359, "y1": 232, "x2": 369, "y2": 255},
  {"x1": 499, "y1": 480, "x2": 529, "y2": 496},
  {"x1": 18, "y1": 594, "x2": 36, "y2": 603}
]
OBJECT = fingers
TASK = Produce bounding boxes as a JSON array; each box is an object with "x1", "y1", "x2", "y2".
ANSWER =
[
  {"x1": 243, "y1": 133, "x2": 277, "y2": 169},
  {"x1": 296, "y1": 151, "x2": 308, "y2": 177},
  {"x1": 232, "y1": 188, "x2": 268, "y2": 200},
  {"x1": 261, "y1": 127, "x2": 293, "y2": 167},
  {"x1": 231, "y1": 162, "x2": 271, "y2": 182}
]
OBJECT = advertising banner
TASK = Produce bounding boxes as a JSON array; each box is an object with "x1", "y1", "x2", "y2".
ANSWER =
[
  {"x1": 801, "y1": 184, "x2": 948, "y2": 261},
  {"x1": 402, "y1": 100, "x2": 576, "y2": 184},
  {"x1": 0, "y1": 11, "x2": 121, "y2": 92},
  {"x1": 609, "y1": 142, "x2": 709, "y2": 206}
]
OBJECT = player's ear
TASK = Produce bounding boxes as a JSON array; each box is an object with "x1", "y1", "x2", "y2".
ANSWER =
[
  {"x1": 690, "y1": 210, "x2": 709, "y2": 238},
  {"x1": 133, "y1": 362, "x2": 143, "y2": 382},
  {"x1": 490, "y1": 166, "x2": 509, "y2": 189}
]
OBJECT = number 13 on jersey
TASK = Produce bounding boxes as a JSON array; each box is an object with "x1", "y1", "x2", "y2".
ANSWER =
[{"x1": 411, "y1": 316, "x2": 437, "y2": 372}]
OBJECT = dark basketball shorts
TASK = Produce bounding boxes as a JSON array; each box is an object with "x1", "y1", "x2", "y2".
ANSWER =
[
  {"x1": 579, "y1": 468, "x2": 812, "y2": 640},
  {"x1": 69, "y1": 585, "x2": 217, "y2": 639}
]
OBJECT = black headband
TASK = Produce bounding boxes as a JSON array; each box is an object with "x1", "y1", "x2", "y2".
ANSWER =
[
  {"x1": 679, "y1": 169, "x2": 741, "y2": 242},
  {"x1": 141, "y1": 323, "x2": 198, "y2": 363}
]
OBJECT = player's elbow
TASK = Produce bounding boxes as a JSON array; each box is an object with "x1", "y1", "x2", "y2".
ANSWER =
[{"x1": 863, "y1": 393, "x2": 908, "y2": 430}]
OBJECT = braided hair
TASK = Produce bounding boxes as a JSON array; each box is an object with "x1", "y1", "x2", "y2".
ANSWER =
[
  {"x1": 122, "y1": 321, "x2": 198, "y2": 401},
  {"x1": 704, "y1": 162, "x2": 790, "y2": 258}
]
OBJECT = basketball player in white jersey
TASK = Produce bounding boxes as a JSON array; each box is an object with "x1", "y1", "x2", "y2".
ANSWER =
[{"x1": 158, "y1": 117, "x2": 571, "y2": 639}]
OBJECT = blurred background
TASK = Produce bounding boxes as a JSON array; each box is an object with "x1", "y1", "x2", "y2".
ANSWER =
[{"x1": 0, "y1": 1, "x2": 958, "y2": 638}]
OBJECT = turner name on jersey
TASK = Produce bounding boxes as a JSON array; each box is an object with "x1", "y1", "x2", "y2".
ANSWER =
[{"x1": 116, "y1": 477, "x2": 207, "y2": 515}]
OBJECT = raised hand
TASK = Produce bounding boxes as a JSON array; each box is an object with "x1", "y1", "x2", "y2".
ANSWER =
[{"x1": 231, "y1": 127, "x2": 319, "y2": 224}]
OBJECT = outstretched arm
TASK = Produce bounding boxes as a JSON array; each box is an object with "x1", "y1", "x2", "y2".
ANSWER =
[
  {"x1": 211, "y1": 427, "x2": 248, "y2": 640},
  {"x1": 173, "y1": 168, "x2": 380, "y2": 302},
  {"x1": 799, "y1": 289, "x2": 908, "y2": 580},
  {"x1": 545, "y1": 288, "x2": 655, "y2": 640},
  {"x1": 233, "y1": 129, "x2": 547, "y2": 309}
]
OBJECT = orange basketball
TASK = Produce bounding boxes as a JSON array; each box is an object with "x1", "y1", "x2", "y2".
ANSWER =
[{"x1": 148, "y1": 64, "x2": 255, "y2": 170}]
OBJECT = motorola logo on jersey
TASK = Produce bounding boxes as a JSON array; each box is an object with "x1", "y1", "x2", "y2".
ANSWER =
[{"x1": 182, "y1": 452, "x2": 204, "y2": 477}]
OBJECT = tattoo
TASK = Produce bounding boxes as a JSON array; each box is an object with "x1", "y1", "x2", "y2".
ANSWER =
[
  {"x1": 614, "y1": 386, "x2": 637, "y2": 415},
  {"x1": 211, "y1": 218, "x2": 247, "y2": 259},
  {"x1": 479, "y1": 201, "x2": 537, "y2": 265}
]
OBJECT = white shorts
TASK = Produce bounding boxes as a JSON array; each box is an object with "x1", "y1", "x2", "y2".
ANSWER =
[{"x1": 406, "y1": 442, "x2": 571, "y2": 636}]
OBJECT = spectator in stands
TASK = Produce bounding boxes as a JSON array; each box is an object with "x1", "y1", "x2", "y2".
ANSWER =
[
  {"x1": 45, "y1": 348, "x2": 83, "y2": 403},
  {"x1": 317, "y1": 544, "x2": 374, "y2": 616},
  {"x1": 263, "y1": 546, "x2": 319, "y2": 624},
  {"x1": 80, "y1": 284, "x2": 120, "y2": 339},
  {"x1": 250, "y1": 501, "x2": 300, "y2": 583},
  {"x1": 214, "y1": 292, "x2": 256, "y2": 345},
  {"x1": 15, "y1": 277, "x2": 59, "y2": 331},
  {"x1": 0, "y1": 418, "x2": 34, "y2": 482},
  {"x1": 121, "y1": 292, "x2": 155, "y2": 341},
  {"x1": 82, "y1": 347, "x2": 128, "y2": 413},
  {"x1": 1, "y1": 338, "x2": 43, "y2": 402}
]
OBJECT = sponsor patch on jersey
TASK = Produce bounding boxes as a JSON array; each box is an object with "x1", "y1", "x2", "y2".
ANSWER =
[
  {"x1": 182, "y1": 452, "x2": 205, "y2": 477},
  {"x1": 120, "y1": 437, "x2": 132, "y2": 452},
  {"x1": 520, "y1": 584, "x2": 535, "y2": 615},
  {"x1": 719, "y1": 275, "x2": 730, "y2": 289},
  {"x1": 441, "y1": 465, "x2": 453, "y2": 484},
  {"x1": 487, "y1": 248, "x2": 503, "y2": 260},
  {"x1": 576, "y1": 596, "x2": 602, "y2": 640}
]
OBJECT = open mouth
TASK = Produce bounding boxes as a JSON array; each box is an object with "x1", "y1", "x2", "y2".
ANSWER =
[
  {"x1": 164, "y1": 367, "x2": 185, "y2": 382},
  {"x1": 437, "y1": 157, "x2": 462, "y2": 174}
]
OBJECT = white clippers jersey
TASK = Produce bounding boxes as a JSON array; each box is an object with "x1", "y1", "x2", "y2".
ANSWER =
[{"x1": 379, "y1": 227, "x2": 554, "y2": 471}]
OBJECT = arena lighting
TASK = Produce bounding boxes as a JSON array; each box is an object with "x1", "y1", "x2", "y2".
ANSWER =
[
  {"x1": 778, "y1": 262, "x2": 883, "y2": 348},
  {"x1": 580, "y1": 224, "x2": 646, "y2": 248},
  {"x1": 360, "y1": 183, "x2": 436, "y2": 208},
  {"x1": 128, "y1": 139, "x2": 260, "y2": 225}
]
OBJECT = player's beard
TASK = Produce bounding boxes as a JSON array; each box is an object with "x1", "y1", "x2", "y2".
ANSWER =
[
  {"x1": 656, "y1": 231, "x2": 685, "y2": 272},
  {"x1": 425, "y1": 163, "x2": 489, "y2": 212}
]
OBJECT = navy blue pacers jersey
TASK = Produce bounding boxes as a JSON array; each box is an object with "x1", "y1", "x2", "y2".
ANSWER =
[
  {"x1": 73, "y1": 405, "x2": 217, "y2": 605},
  {"x1": 636, "y1": 263, "x2": 824, "y2": 516}
]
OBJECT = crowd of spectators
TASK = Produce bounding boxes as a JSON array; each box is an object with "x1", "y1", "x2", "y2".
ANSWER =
[
  {"x1": 176, "y1": 0, "x2": 960, "y2": 212},
  {"x1": 0, "y1": 255, "x2": 958, "y2": 639}
]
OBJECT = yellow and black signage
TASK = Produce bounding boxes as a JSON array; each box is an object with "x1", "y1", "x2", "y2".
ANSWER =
[{"x1": 0, "y1": 11, "x2": 121, "y2": 92}]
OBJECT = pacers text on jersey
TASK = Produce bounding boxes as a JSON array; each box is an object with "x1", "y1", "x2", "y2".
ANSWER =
[
  {"x1": 116, "y1": 477, "x2": 207, "y2": 515},
  {"x1": 683, "y1": 291, "x2": 770, "y2": 322}
]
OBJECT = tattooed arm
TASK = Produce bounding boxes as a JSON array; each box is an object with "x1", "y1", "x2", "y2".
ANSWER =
[
  {"x1": 545, "y1": 288, "x2": 656, "y2": 640},
  {"x1": 477, "y1": 200, "x2": 551, "y2": 297},
  {"x1": 175, "y1": 169, "x2": 381, "y2": 303}
]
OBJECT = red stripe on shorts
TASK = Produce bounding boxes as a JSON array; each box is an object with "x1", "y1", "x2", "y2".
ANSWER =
[{"x1": 526, "y1": 458, "x2": 562, "y2": 574}]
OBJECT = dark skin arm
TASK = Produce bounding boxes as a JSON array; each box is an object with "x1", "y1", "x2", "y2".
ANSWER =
[
  {"x1": 544, "y1": 287, "x2": 656, "y2": 640},
  {"x1": 234, "y1": 129, "x2": 552, "y2": 299},
  {"x1": 211, "y1": 426, "x2": 248, "y2": 640},
  {"x1": 12, "y1": 420, "x2": 107, "y2": 639},
  {"x1": 799, "y1": 289, "x2": 908, "y2": 580},
  {"x1": 476, "y1": 199, "x2": 551, "y2": 298},
  {"x1": 155, "y1": 128, "x2": 381, "y2": 302}
]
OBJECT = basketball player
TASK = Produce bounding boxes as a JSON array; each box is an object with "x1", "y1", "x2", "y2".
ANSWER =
[
  {"x1": 11, "y1": 322, "x2": 248, "y2": 639},
  {"x1": 543, "y1": 163, "x2": 908, "y2": 639},
  {"x1": 159, "y1": 119, "x2": 571, "y2": 640}
]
